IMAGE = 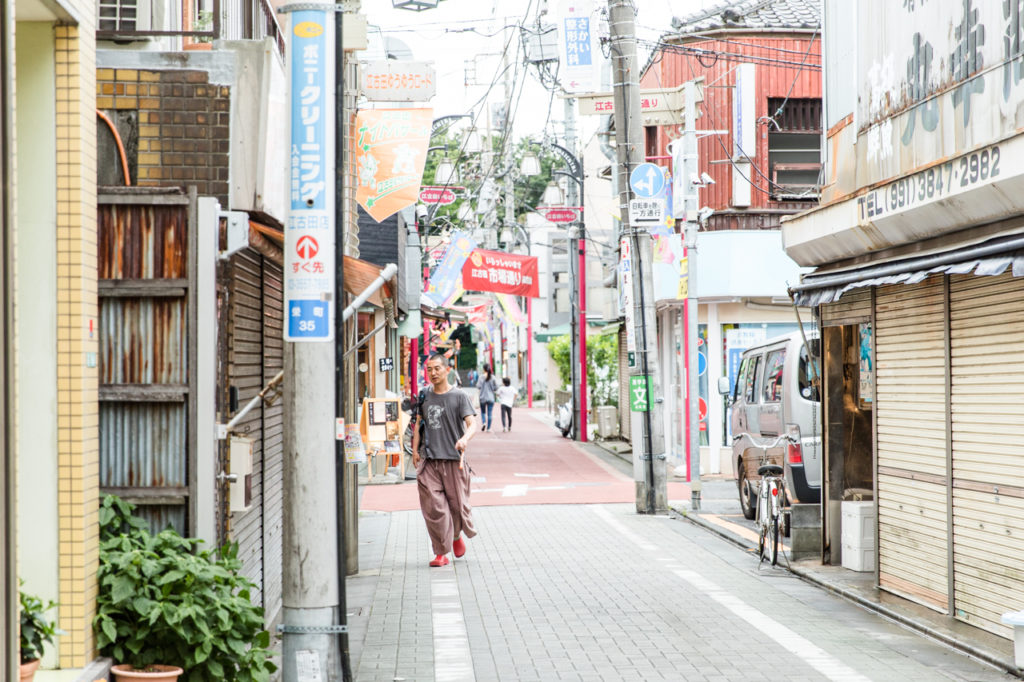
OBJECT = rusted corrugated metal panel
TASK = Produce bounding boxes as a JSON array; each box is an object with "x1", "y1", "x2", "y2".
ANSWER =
[
  {"x1": 100, "y1": 403, "x2": 187, "y2": 487},
  {"x1": 98, "y1": 199, "x2": 191, "y2": 536},
  {"x1": 646, "y1": 35, "x2": 821, "y2": 217},
  {"x1": 132, "y1": 506, "x2": 187, "y2": 535},
  {"x1": 99, "y1": 204, "x2": 188, "y2": 280},
  {"x1": 100, "y1": 298, "x2": 187, "y2": 384}
]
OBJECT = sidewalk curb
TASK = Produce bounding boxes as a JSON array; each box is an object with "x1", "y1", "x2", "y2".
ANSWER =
[{"x1": 674, "y1": 506, "x2": 1023, "y2": 679}]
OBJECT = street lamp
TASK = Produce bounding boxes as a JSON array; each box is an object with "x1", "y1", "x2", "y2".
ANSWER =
[
  {"x1": 392, "y1": 0, "x2": 441, "y2": 10},
  {"x1": 520, "y1": 151, "x2": 541, "y2": 177},
  {"x1": 434, "y1": 156, "x2": 458, "y2": 185},
  {"x1": 541, "y1": 181, "x2": 565, "y2": 206},
  {"x1": 532, "y1": 140, "x2": 588, "y2": 442}
]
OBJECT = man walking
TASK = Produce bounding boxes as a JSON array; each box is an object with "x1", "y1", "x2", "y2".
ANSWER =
[{"x1": 412, "y1": 353, "x2": 478, "y2": 567}]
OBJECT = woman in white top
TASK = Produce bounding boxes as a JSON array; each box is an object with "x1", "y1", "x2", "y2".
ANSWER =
[{"x1": 495, "y1": 377, "x2": 517, "y2": 432}]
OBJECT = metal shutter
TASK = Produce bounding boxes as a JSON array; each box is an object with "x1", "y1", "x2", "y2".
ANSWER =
[
  {"x1": 261, "y1": 258, "x2": 284, "y2": 625},
  {"x1": 820, "y1": 289, "x2": 871, "y2": 326},
  {"x1": 875, "y1": 277, "x2": 949, "y2": 611},
  {"x1": 950, "y1": 272, "x2": 1024, "y2": 638},
  {"x1": 228, "y1": 249, "x2": 265, "y2": 604}
]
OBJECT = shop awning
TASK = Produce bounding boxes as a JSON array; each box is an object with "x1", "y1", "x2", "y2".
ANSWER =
[
  {"x1": 791, "y1": 232, "x2": 1024, "y2": 306},
  {"x1": 534, "y1": 324, "x2": 569, "y2": 342},
  {"x1": 344, "y1": 255, "x2": 394, "y2": 308}
]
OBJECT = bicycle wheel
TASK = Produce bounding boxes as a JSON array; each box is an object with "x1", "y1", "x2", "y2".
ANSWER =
[{"x1": 769, "y1": 513, "x2": 780, "y2": 566}]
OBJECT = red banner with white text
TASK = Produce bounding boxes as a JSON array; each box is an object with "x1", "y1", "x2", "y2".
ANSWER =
[{"x1": 461, "y1": 249, "x2": 540, "y2": 298}]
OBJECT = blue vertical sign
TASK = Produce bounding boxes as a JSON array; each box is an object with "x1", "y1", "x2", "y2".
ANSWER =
[{"x1": 285, "y1": 8, "x2": 335, "y2": 341}]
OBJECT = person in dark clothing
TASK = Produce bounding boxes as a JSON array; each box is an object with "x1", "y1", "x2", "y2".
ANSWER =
[{"x1": 412, "y1": 353, "x2": 478, "y2": 567}]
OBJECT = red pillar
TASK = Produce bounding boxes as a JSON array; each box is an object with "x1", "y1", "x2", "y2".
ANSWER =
[
  {"x1": 579, "y1": 238, "x2": 588, "y2": 442},
  {"x1": 527, "y1": 298, "x2": 533, "y2": 408}
]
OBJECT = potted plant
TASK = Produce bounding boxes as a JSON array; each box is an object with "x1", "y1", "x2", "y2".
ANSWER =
[
  {"x1": 94, "y1": 495, "x2": 277, "y2": 681},
  {"x1": 19, "y1": 586, "x2": 60, "y2": 681}
]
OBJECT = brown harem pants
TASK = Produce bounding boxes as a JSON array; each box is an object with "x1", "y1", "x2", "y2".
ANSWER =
[{"x1": 416, "y1": 458, "x2": 477, "y2": 556}]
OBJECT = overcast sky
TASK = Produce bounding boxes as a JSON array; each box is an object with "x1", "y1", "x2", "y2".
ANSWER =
[{"x1": 362, "y1": 1, "x2": 716, "y2": 143}]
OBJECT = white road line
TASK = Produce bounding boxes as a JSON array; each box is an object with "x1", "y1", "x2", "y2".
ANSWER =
[
  {"x1": 431, "y1": 572, "x2": 474, "y2": 682},
  {"x1": 501, "y1": 484, "x2": 528, "y2": 497},
  {"x1": 514, "y1": 472, "x2": 550, "y2": 478},
  {"x1": 591, "y1": 506, "x2": 871, "y2": 682},
  {"x1": 674, "y1": 570, "x2": 871, "y2": 682},
  {"x1": 591, "y1": 506, "x2": 658, "y2": 551}
]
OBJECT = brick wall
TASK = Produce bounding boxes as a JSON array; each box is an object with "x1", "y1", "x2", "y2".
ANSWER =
[
  {"x1": 55, "y1": 21, "x2": 100, "y2": 668},
  {"x1": 96, "y1": 68, "x2": 230, "y2": 205}
]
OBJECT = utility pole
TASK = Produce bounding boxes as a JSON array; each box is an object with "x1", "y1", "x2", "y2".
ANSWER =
[
  {"x1": 565, "y1": 98, "x2": 580, "y2": 441},
  {"x1": 280, "y1": 3, "x2": 343, "y2": 680},
  {"x1": 608, "y1": 0, "x2": 666, "y2": 513},
  {"x1": 682, "y1": 80, "x2": 702, "y2": 510}
]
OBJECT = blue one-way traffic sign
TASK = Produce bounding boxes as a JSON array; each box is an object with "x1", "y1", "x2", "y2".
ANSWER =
[{"x1": 630, "y1": 163, "x2": 665, "y2": 198}]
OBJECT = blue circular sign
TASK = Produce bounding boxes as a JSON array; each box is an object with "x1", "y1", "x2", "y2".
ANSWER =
[
  {"x1": 698, "y1": 350, "x2": 707, "y2": 376},
  {"x1": 629, "y1": 163, "x2": 665, "y2": 198}
]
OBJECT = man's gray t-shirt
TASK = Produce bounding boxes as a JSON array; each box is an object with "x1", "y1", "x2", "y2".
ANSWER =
[{"x1": 421, "y1": 388, "x2": 476, "y2": 461}]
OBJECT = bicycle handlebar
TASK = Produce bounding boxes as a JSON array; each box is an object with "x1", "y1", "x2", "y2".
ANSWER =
[{"x1": 731, "y1": 433, "x2": 796, "y2": 450}]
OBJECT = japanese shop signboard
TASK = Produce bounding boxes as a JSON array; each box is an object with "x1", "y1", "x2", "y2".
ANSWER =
[
  {"x1": 461, "y1": 249, "x2": 540, "y2": 298},
  {"x1": 355, "y1": 108, "x2": 433, "y2": 223},
  {"x1": 556, "y1": 0, "x2": 602, "y2": 94},
  {"x1": 285, "y1": 8, "x2": 335, "y2": 342},
  {"x1": 360, "y1": 60, "x2": 436, "y2": 102}
]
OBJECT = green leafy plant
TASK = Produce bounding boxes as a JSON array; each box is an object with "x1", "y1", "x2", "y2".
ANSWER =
[
  {"x1": 546, "y1": 333, "x2": 619, "y2": 407},
  {"x1": 20, "y1": 585, "x2": 59, "y2": 663},
  {"x1": 93, "y1": 495, "x2": 276, "y2": 681}
]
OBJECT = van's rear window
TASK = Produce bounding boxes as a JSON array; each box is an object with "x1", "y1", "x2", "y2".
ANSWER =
[{"x1": 798, "y1": 345, "x2": 820, "y2": 402}]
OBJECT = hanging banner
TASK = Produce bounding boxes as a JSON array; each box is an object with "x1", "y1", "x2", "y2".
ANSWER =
[
  {"x1": 495, "y1": 293, "x2": 527, "y2": 325},
  {"x1": 556, "y1": 0, "x2": 602, "y2": 94},
  {"x1": 461, "y1": 249, "x2": 540, "y2": 298},
  {"x1": 354, "y1": 108, "x2": 433, "y2": 223},
  {"x1": 284, "y1": 7, "x2": 335, "y2": 342},
  {"x1": 422, "y1": 231, "x2": 476, "y2": 307}
]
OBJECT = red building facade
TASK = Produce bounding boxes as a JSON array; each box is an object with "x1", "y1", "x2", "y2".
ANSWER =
[{"x1": 640, "y1": 2, "x2": 821, "y2": 231}]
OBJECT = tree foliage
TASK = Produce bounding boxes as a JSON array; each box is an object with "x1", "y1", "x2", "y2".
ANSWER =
[{"x1": 546, "y1": 333, "x2": 618, "y2": 407}]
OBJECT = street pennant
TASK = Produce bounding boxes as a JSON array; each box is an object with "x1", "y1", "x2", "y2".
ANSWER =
[
  {"x1": 354, "y1": 108, "x2": 433, "y2": 223},
  {"x1": 461, "y1": 249, "x2": 540, "y2": 298},
  {"x1": 423, "y1": 231, "x2": 476, "y2": 307},
  {"x1": 495, "y1": 293, "x2": 527, "y2": 325}
]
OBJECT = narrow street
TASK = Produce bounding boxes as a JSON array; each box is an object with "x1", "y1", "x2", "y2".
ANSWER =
[{"x1": 348, "y1": 409, "x2": 1013, "y2": 682}]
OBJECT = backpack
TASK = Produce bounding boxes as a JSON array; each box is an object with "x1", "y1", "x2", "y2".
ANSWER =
[{"x1": 416, "y1": 387, "x2": 430, "y2": 456}]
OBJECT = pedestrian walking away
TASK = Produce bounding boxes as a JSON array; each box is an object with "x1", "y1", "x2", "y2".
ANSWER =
[
  {"x1": 496, "y1": 376, "x2": 516, "y2": 432},
  {"x1": 412, "y1": 352, "x2": 479, "y2": 567},
  {"x1": 476, "y1": 364, "x2": 498, "y2": 432}
]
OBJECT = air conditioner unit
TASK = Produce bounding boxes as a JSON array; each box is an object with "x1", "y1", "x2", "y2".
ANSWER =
[
  {"x1": 98, "y1": 0, "x2": 153, "y2": 33},
  {"x1": 596, "y1": 405, "x2": 618, "y2": 439}
]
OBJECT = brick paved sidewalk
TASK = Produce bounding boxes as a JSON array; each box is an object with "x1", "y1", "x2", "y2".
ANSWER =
[{"x1": 346, "y1": 503, "x2": 1015, "y2": 682}]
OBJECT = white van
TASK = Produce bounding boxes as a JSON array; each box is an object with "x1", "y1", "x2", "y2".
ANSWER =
[{"x1": 718, "y1": 331, "x2": 821, "y2": 519}]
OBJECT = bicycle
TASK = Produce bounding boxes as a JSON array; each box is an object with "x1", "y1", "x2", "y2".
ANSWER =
[{"x1": 733, "y1": 433, "x2": 796, "y2": 566}]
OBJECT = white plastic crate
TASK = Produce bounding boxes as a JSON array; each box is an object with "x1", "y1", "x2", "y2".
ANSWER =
[
  {"x1": 841, "y1": 501, "x2": 876, "y2": 572},
  {"x1": 841, "y1": 501, "x2": 876, "y2": 549},
  {"x1": 842, "y1": 543, "x2": 876, "y2": 572}
]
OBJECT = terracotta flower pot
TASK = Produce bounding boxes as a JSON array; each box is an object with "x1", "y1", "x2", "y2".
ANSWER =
[
  {"x1": 111, "y1": 664, "x2": 184, "y2": 681},
  {"x1": 19, "y1": 658, "x2": 41, "y2": 681}
]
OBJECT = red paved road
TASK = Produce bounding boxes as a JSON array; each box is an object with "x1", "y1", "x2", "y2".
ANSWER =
[{"x1": 360, "y1": 407, "x2": 691, "y2": 511}]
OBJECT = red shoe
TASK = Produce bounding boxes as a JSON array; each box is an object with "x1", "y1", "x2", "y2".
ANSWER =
[
  {"x1": 453, "y1": 535, "x2": 466, "y2": 558},
  {"x1": 429, "y1": 554, "x2": 449, "y2": 567}
]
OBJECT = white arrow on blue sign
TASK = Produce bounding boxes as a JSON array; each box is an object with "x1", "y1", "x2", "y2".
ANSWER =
[{"x1": 629, "y1": 162, "x2": 665, "y2": 199}]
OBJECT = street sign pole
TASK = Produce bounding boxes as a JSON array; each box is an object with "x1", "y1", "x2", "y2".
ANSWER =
[
  {"x1": 281, "y1": 4, "x2": 342, "y2": 680},
  {"x1": 610, "y1": 0, "x2": 667, "y2": 514}
]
